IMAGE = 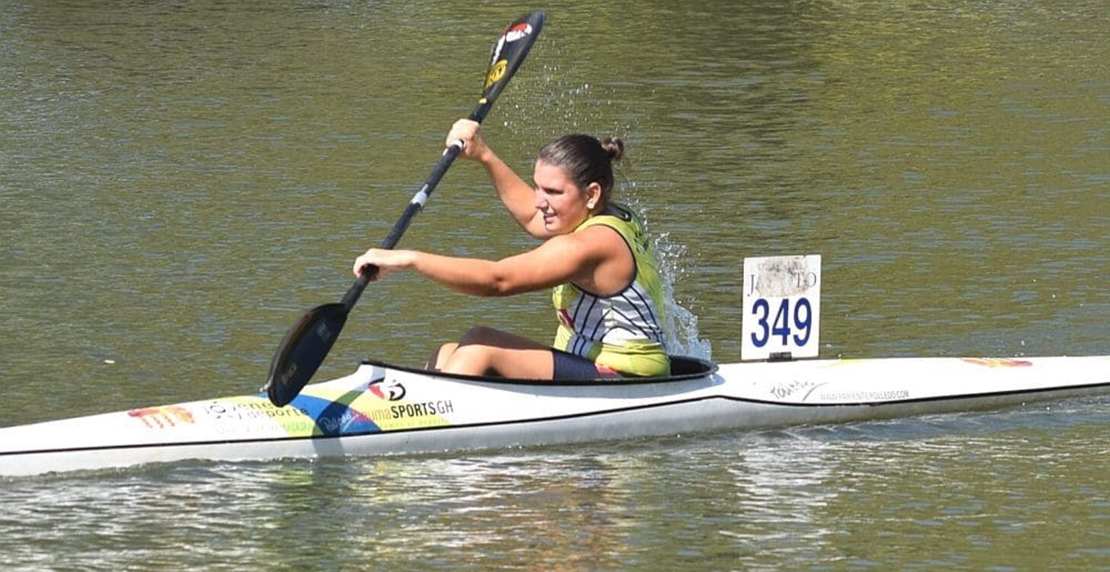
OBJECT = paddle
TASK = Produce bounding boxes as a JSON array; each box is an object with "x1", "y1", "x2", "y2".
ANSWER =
[{"x1": 263, "y1": 11, "x2": 545, "y2": 407}]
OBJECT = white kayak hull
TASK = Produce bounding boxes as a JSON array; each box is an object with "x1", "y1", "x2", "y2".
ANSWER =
[{"x1": 2, "y1": 355, "x2": 1108, "y2": 477}]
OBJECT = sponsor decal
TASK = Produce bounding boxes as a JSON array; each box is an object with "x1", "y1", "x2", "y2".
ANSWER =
[
  {"x1": 128, "y1": 406, "x2": 195, "y2": 429},
  {"x1": 204, "y1": 399, "x2": 316, "y2": 436},
  {"x1": 353, "y1": 400, "x2": 455, "y2": 430},
  {"x1": 356, "y1": 376, "x2": 455, "y2": 430},
  {"x1": 484, "y1": 59, "x2": 508, "y2": 88},
  {"x1": 963, "y1": 358, "x2": 1034, "y2": 368},
  {"x1": 769, "y1": 379, "x2": 816, "y2": 400},
  {"x1": 504, "y1": 22, "x2": 532, "y2": 43},
  {"x1": 817, "y1": 389, "x2": 910, "y2": 402},
  {"x1": 366, "y1": 408, "x2": 395, "y2": 422},
  {"x1": 488, "y1": 22, "x2": 532, "y2": 67},
  {"x1": 178, "y1": 381, "x2": 458, "y2": 437},
  {"x1": 557, "y1": 308, "x2": 574, "y2": 329},
  {"x1": 358, "y1": 401, "x2": 455, "y2": 422},
  {"x1": 368, "y1": 377, "x2": 406, "y2": 401},
  {"x1": 203, "y1": 401, "x2": 310, "y2": 420},
  {"x1": 390, "y1": 400, "x2": 454, "y2": 419},
  {"x1": 315, "y1": 409, "x2": 374, "y2": 434},
  {"x1": 278, "y1": 362, "x2": 298, "y2": 384}
]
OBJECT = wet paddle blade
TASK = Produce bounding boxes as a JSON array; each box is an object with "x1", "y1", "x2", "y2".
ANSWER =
[
  {"x1": 470, "y1": 11, "x2": 544, "y2": 122},
  {"x1": 264, "y1": 303, "x2": 349, "y2": 406}
]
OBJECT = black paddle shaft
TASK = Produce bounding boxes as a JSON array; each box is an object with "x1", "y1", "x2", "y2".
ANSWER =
[
  {"x1": 264, "y1": 11, "x2": 544, "y2": 407},
  {"x1": 341, "y1": 136, "x2": 465, "y2": 309}
]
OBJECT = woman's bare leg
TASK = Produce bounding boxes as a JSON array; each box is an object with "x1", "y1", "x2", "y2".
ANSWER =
[
  {"x1": 427, "y1": 343, "x2": 459, "y2": 371},
  {"x1": 439, "y1": 326, "x2": 554, "y2": 379}
]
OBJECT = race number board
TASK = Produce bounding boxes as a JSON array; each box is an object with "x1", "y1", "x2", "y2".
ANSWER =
[{"x1": 742, "y1": 255, "x2": 821, "y2": 361}]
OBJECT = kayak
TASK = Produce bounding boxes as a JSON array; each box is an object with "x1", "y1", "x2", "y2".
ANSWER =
[{"x1": 2, "y1": 354, "x2": 1108, "y2": 477}]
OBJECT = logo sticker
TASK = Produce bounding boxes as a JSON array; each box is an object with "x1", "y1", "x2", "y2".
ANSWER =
[
  {"x1": 128, "y1": 406, "x2": 195, "y2": 429},
  {"x1": 369, "y1": 377, "x2": 407, "y2": 401},
  {"x1": 485, "y1": 59, "x2": 508, "y2": 88},
  {"x1": 504, "y1": 23, "x2": 532, "y2": 43}
]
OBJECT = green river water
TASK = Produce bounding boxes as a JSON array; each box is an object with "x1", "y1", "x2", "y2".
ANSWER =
[{"x1": 1, "y1": 1, "x2": 1107, "y2": 570}]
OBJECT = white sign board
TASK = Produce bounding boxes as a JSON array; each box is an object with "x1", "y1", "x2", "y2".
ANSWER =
[{"x1": 742, "y1": 255, "x2": 821, "y2": 361}]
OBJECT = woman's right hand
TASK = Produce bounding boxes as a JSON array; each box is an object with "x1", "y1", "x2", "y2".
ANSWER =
[
  {"x1": 446, "y1": 119, "x2": 488, "y2": 161},
  {"x1": 353, "y1": 248, "x2": 416, "y2": 280}
]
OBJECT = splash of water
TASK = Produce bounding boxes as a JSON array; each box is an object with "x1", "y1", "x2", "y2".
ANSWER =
[
  {"x1": 653, "y1": 229, "x2": 714, "y2": 361},
  {"x1": 620, "y1": 182, "x2": 713, "y2": 361}
]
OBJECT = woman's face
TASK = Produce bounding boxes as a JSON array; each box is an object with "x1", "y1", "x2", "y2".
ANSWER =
[{"x1": 532, "y1": 159, "x2": 599, "y2": 236}]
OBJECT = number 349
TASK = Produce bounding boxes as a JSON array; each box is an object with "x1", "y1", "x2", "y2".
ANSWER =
[{"x1": 750, "y1": 297, "x2": 813, "y2": 347}]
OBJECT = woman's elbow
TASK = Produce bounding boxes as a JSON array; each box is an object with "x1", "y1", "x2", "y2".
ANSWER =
[
  {"x1": 479, "y1": 269, "x2": 530, "y2": 297},
  {"x1": 487, "y1": 278, "x2": 520, "y2": 297}
]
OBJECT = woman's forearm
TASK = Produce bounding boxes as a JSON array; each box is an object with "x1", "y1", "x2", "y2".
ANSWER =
[
  {"x1": 477, "y1": 148, "x2": 538, "y2": 230},
  {"x1": 410, "y1": 251, "x2": 513, "y2": 297}
]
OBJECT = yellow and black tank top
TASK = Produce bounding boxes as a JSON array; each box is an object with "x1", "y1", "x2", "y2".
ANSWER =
[{"x1": 552, "y1": 204, "x2": 670, "y2": 377}]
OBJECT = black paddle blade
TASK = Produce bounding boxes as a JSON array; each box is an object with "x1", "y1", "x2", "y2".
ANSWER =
[
  {"x1": 264, "y1": 303, "x2": 349, "y2": 406},
  {"x1": 471, "y1": 11, "x2": 544, "y2": 122}
]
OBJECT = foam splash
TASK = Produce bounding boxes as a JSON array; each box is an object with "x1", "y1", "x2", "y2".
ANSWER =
[
  {"x1": 653, "y1": 230, "x2": 714, "y2": 361},
  {"x1": 620, "y1": 182, "x2": 713, "y2": 361}
]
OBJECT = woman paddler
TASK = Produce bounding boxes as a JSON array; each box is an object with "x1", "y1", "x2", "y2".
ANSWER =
[{"x1": 353, "y1": 119, "x2": 669, "y2": 379}]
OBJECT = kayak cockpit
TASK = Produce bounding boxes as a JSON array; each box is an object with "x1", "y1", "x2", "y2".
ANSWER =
[{"x1": 359, "y1": 355, "x2": 718, "y2": 385}]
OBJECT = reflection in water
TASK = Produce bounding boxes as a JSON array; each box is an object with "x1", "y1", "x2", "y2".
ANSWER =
[
  {"x1": 719, "y1": 436, "x2": 839, "y2": 567},
  {"x1": 3, "y1": 398, "x2": 1103, "y2": 570}
]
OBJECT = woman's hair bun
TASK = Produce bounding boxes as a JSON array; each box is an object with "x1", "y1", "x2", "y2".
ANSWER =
[{"x1": 601, "y1": 136, "x2": 624, "y2": 162}]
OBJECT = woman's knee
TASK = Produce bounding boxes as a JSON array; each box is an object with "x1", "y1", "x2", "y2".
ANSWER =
[
  {"x1": 441, "y1": 343, "x2": 495, "y2": 376},
  {"x1": 458, "y1": 325, "x2": 502, "y2": 345},
  {"x1": 427, "y1": 342, "x2": 459, "y2": 370}
]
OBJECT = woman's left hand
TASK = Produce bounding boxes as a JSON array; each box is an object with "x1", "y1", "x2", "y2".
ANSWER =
[{"x1": 353, "y1": 248, "x2": 416, "y2": 279}]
